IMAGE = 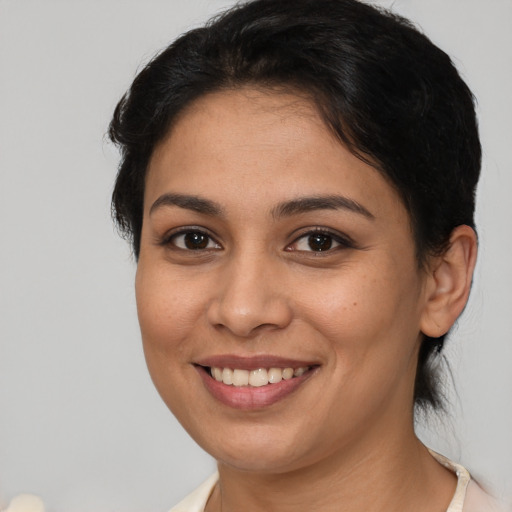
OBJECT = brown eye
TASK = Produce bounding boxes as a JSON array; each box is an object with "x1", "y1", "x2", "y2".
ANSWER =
[
  {"x1": 184, "y1": 232, "x2": 209, "y2": 250},
  {"x1": 307, "y1": 233, "x2": 333, "y2": 251},
  {"x1": 170, "y1": 231, "x2": 221, "y2": 251}
]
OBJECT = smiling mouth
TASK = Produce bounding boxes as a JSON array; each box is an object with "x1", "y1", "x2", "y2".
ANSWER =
[
  {"x1": 195, "y1": 362, "x2": 317, "y2": 409},
  {"x1": 209, "y1": 366, "x2": 311, "y2": 387}
]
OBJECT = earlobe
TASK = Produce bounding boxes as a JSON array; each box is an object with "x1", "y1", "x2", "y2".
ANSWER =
[{"x1": 420, "y1": 225, "x2": 478, "y2": 338}]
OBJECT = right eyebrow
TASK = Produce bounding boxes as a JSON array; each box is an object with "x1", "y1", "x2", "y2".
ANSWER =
[{"x1": 149, "y1": 193, "x2": 223, "y2": 217}]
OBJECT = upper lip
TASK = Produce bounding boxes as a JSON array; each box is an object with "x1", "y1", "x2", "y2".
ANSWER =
[{"x1": 194, "y1": 354, "x2": 319, "y2": 370}]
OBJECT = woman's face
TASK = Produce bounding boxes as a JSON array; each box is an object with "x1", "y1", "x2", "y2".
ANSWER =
[{"x1": 136, "y1": 88, "x2": 432, "y2": 473}]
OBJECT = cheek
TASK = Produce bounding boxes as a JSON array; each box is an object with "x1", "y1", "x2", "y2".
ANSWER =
[
  {"x1": 135, "y1": 262, "x2": 203, "y2": 414},
  {"x1": 297, "y1": 269, "x2": 422, "y2": 429},
  {"x1": 298, "y1": 262, "x2": 424, "y2": 356},
  {"x1": 135, "y1": 261, "x2": 202, "y2": 357}
]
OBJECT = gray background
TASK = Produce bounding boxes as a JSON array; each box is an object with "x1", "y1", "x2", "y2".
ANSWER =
[{"x1": 0, "y1": 0, "x2": 511, "y2": 510}]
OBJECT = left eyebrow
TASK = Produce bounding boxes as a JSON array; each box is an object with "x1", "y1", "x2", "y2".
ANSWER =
[{"x1": 271, "y1": 195, "x2": 375, "y2": 220}]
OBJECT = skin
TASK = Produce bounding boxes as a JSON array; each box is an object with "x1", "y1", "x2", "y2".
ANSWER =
[{"x1": 136, "y1": 88, "x2": 477, "y2": 512}]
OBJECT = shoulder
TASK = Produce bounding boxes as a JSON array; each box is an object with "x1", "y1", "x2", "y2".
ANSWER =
[
  {"x1": 463, "y1": 480, "x2": 510, "y2": 512},
  {"x1": 428, "y1": 449, "x2": 509, "y2": 512},
  {"x1": 168, "y1": 473, "x2": 218, "y2": 512}
]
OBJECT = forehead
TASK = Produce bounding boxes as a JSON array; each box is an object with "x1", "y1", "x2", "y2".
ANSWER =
[
  {"x1": 151, "y1": 87, "x2": 325, "y2": 170},
  {"x1": 145, "y1": 87, "x2": 406, "y2": 223}
]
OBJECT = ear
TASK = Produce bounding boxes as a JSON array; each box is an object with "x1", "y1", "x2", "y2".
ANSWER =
[{"x1": 420, "y1": 225, "x2": 478, "y2": 338}]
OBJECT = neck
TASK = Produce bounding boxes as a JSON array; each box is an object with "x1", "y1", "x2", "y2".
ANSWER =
[{"x1": 207, "y1": 423, "x2": 456, "y2": 512}]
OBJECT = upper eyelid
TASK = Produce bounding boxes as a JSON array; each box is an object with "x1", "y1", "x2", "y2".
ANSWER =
[{"x1": 289, "y1": 227, "x2": 355, "y2": 245}]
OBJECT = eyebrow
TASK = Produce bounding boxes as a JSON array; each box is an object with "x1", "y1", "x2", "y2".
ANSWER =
[
  {"x1": 271, "y1": 195, "x2": 374, "y2": 220},
  {"x1": 149, "y1": 193, "x2": 223, "y2": 217}
]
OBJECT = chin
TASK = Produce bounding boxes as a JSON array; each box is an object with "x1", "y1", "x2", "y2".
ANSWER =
[
  {"x1": 192, "y1": 422, "x2": 318, "y2": 474},
  {"x1": 216, "y1": 448, "x2": 305, "y2": 474}
]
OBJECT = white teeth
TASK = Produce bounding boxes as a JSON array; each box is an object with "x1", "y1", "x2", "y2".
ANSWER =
[
  {"x1": 282, "y1": 368, "x2": 294, "y2": 380},
  {"x1": 249, "y1": 368, "x2": 268, "y2": 387},
  {"x1": 222, "y1": 368, "x2": 233, "y2": 385},
  {"x1": 268, "y1": 367, "x2": 283, "y2": 384},
  {"x1": 232, "y1": 369, "x2": 249, "y2": 386},
  {"x1": 210, "y1": 366, "x2": 310, "y2": 386}
]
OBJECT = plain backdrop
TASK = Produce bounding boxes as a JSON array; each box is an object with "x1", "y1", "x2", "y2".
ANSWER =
[{"x1": 0, "y1": 1, "x2": 511, "y2": 510}]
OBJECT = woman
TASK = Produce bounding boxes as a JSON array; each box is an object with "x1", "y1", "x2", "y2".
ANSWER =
[{"x1": 109, "y1": 0, "x2": 505, "y2": 510}]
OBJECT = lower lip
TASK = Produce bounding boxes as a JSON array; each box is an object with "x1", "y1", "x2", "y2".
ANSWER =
[{"x1": 196, "y1": 366, "x2": 314, "y2": 410}]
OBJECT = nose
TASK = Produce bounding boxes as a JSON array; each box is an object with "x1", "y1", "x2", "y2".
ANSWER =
[{"x1": 206, "y1": 253, "x2": 293, "y2": 338}]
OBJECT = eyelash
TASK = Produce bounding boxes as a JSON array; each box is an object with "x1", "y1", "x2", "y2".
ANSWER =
[{"x1": 161, "y1": 227, "x2": 354, "y2": 254}]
